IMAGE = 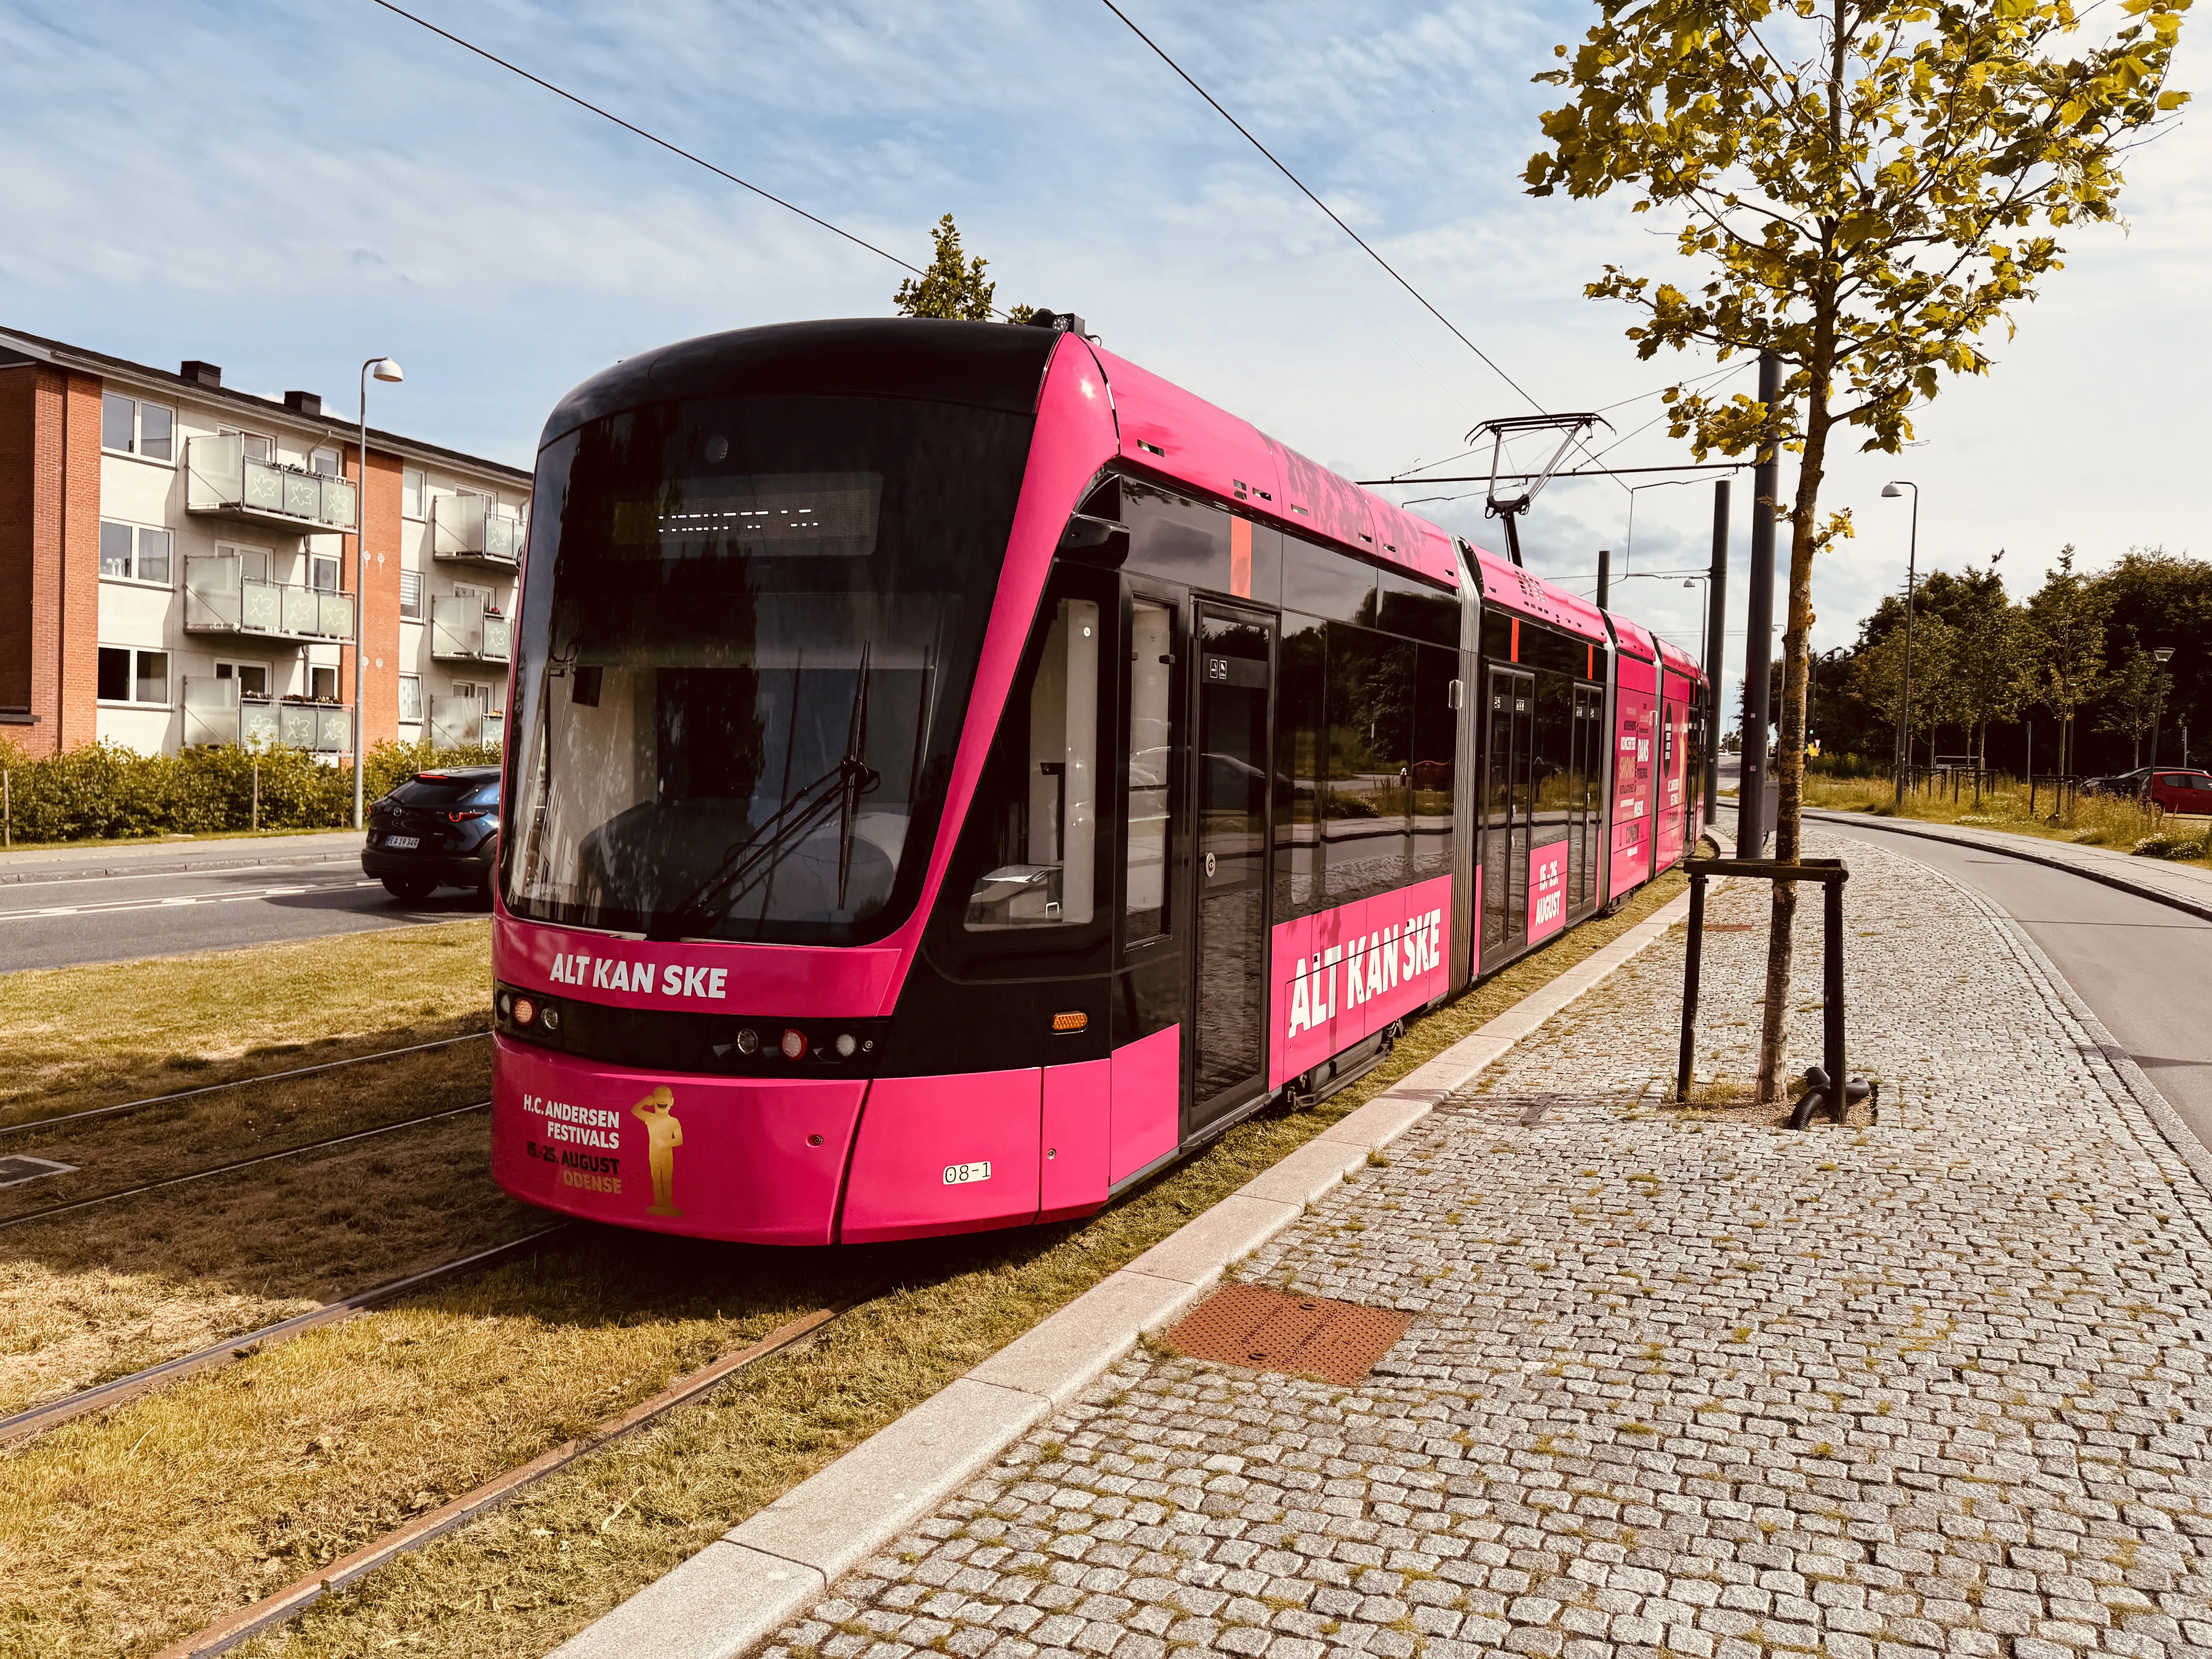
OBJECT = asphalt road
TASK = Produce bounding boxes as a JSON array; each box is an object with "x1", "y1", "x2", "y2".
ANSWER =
[
  {"x1": 0, "y1": 840, "x2": 489, "y2": 974},
  {"x1": 1720, "y1": 798, "x2": 2212, "y2": 1156}
]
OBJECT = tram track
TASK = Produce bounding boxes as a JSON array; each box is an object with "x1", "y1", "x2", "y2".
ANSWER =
[
  {"x1": 0, "y1": 1098, "x2": 491, "y2": 1234},
  {"x1": 151, "y1": 1296, "x2": 866, "y2": 1659},
  {"x1": 0, "y1": 1029, "x2": 491, "y2": 1140},
  {"x1": 0, "y1": 1227, "x2": 572, "y2": 1448}
]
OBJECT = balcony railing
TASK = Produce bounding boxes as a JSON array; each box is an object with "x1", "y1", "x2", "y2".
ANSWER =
[
  {"x1": 429, "y1": 697, "x2": 504, "y2": 750},
  {"x1": 184, "y1": 553, "x2": 356, "y2": 643},
  {"x1": 430, "y1": 494, "x2": 524, "y2": 566},
  {"x1": 185, "y1": 435, "x2": 357, "y2": 535},
  {"x1": 182, "y1": 677, "x2": 352, "y2": 754},
  {"x1": 429, "y1": 596, "x2": 510, "y2": 663}
]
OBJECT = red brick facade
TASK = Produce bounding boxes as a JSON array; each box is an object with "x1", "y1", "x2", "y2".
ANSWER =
[
  {"x1": 346, "y1": 447, "x2": 406, "y2": 752},
  {"x1": 0, "y1": 362, "x2": 101, "y2": 755}
]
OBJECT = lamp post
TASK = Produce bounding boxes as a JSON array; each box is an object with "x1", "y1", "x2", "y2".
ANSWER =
[
  {"x1": 2151, "y1": 646, "x2": 2177, "y2": 770},
  {"x1": 354, "y1": 356, "x2": 405, "y2": 831},
  {"x1": 1881, "y1": 479, "x2": 1919, "y2": 804}
]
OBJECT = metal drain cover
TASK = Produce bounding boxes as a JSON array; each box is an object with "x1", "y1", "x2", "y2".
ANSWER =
[
  {"x1": 1169, "y1": 1283, "x2": 1414, "y2": 1385},
  {"x1": 0, "y1": 1154, "x2": 77, "y2": 1190}
]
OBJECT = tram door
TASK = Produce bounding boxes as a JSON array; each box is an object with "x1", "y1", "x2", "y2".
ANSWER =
[
  {"x1": 1187, "y1": 606, "x2": 1275, "y2": 1136},
  {"x1": 1571, "y1": 683, "x2": 1605, "y2": 911},
  {"x1": 1481, "y1": 666, "x2": 1534, "y2": 959}
]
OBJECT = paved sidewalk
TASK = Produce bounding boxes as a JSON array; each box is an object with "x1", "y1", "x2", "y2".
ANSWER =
[
  {"x1": 1796, "y1": 807, "x2": 2212, "y2": 920},
  {"x1": 762, "y1": 830, "x2": 2212, "y2": 1659},
  {"x1": 0, "y1": 829, "x2": 363, "y2": 885}
]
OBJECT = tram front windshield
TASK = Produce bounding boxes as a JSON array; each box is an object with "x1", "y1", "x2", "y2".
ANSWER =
[{"x1": 504, "y1": 393, "x2": 1032, "y2": 944}]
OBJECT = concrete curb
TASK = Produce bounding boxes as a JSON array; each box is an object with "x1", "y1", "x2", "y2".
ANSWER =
[
  {"x1": 0, "y1": 842, "x2": 362, "y2": 886},
  {"x1": 1795, "y1": 806, "x2": 2212, "y2": 925},
  {"x1": 551, "y1": 880, "x2": 1706, "y2": 1659}
]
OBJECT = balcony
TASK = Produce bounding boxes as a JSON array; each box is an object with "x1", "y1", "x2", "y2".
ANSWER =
[
  {"x1": 182, "y1": 678, "x2": 352, "y2": 754},
  {"x1": 184, "y1": 553, "x2": 356, "y2": 644},
  {"x1": 185, "y1": 435, "x2": 357, "y2": 535},
  {"x1": 431, "y1": 494, "x2": 524, "y2": 567},
  {"x1": 429, "y1": 697, "x2": 504, "y2": 750},
  {"x1": 429, "y1": 595, "x2": 510, "y2": 664}
]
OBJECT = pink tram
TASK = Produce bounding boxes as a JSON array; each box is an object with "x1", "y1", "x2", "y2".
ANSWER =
[{"x1": 486, "y1": 319, "x2": 1707, "y2": 1245}]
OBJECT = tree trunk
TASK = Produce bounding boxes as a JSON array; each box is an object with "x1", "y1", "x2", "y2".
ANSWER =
[{"x1": 1756, "y1": 360, "x2": 1833, "y2": 1102}]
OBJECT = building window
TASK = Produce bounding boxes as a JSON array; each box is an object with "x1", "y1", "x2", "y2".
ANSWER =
[
  {"x1": 215, "y1": 661, "x2": 271, "y2": 697},
  {"x1": 97, "y1": 647, "x2": 169, "y2": 705},
  {"x1": 403, "y1": 468, "x2": 426, "y2": 519},
  {"x1": 399, "y1": 569, "x2": 424, "y2": 619},
  {"x1": 310, "y1": 555, "x2": 341, "y2": 592},
  {"x1": 219, "y1": 426, "x2": 274, "y2": 464},
  {"x1": 310, "y1": 447, "x2": 341, "y2": 477},
  {"x1": 98, "y1": 520, "x2": 173, "y2": 584},
  {"x1": 398, "y1": 674, "x2": 422, "y2": 723},
  {"x1": 101, "y1": 394, "x2": 174, "y2": 462},
  {"x1": 310, "y1": 665, "x2": 338, "y2": 702}
]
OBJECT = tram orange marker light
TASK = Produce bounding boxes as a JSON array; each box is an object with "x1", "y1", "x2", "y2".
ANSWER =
[
  {"x1": 780, "y1": 1028, "x2": 808, "y2": 1060},
  {"x1": 512, "y1": 997, "x2": 536, "y2": 1026},
  {"x1": 1052, "y1": 1011, "x2": 1088, "y2": 1032}
]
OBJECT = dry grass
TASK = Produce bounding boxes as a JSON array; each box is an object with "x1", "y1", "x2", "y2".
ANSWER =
[
  {"x1": 0, "y1": 919, "x2": 492, "y2": 1129},
  {"x1": 1800, "y1": 771, "x2": 2203, "y2": 860},
  {"x1": 0, "y1": 1101, "x2": 532, "y2": 1417}
]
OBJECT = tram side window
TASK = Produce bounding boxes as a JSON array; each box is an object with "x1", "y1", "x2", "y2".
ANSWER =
[
  {"x1": 1532, "y1": 670, "x2": 1577, "y2": 854},
  {"x1": 1123, "y1": 599, "x2": 1175, "y2": 943},
  {"x1": 1323, "y1": 624, "x2": 1415, "y2": 905},
  {"x1": 1274, "y1": 613, "x2": 1327, "y2": 919},
  {"x1": 965, "y1": 596, "x2": 1103, "y2": 929},
  {"x1": 1283, "y1": 535, "x2": 1376, "y2": 625}
]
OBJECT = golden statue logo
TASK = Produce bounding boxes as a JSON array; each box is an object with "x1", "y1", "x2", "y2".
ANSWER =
[{"x1": 630, "y1": 1086, "x2": 684, "y2": 1216}]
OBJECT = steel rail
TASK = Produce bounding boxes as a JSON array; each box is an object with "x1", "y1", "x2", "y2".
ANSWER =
[
  {"x1": 152, "y1": 1296, "x2": 863, "y2": 1659},
  {"x1": 0, "y1": 1030, "x2": 492, "y2": 1140},
  {"x1": 0, "y1": 1226, "x2": 573, "y2": 1447},
  {"x1": 0, "y1": 1100, "x2": 490, "y2": 1233}
]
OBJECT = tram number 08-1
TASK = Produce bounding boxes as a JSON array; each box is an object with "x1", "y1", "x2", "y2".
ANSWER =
[{"x1": 943, "y1": 1161, "x2": 994, "y2": 1186}]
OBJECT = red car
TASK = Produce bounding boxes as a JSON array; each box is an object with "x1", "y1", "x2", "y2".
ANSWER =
[{"x1": 2145, "y1": 769, "x2": 2212, "y2": 812}]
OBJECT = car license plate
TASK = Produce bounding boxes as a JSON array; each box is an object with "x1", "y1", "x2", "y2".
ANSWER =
[{"x1": 385, "y1": 835, "x2": 420, "y2": 849}]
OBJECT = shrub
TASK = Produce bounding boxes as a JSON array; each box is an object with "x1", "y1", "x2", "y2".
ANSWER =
[
  {"x1": 2135, "y1": 831, "x2": 2210, "y2": 860},
  {"x1": 0, "y1": 737, "x2": 503, "y2": 846}
]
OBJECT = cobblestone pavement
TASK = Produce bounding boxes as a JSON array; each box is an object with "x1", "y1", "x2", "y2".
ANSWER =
[{"x1": 768, "y1": 833, "x2": 2212, "y2": 1659}]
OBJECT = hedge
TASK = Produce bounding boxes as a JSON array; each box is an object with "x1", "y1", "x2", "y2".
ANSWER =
[{"x1": 0, "y1": 737, "x2": 503, "y2": 846}]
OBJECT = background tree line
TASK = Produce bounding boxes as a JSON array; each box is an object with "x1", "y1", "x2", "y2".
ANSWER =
[{"x1": 1794, "y1": 548, "x2": 2210, "y2": 776}]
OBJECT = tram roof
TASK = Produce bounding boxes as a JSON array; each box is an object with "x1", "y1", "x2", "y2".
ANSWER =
[
  {"x1": 1606, "y1": 611, "x2": 1659, "y2": 661},
  {"x1": 1656, "y1": 637, "x2": 1704, "y2": 680},
  {"x1": 1462, "y1": 541, "x2": 1609, "y2": 642}
]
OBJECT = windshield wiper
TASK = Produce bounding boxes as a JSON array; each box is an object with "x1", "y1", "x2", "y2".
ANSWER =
[{"x1": 646, "y1": 656, "x2": 879, "y2": 941}]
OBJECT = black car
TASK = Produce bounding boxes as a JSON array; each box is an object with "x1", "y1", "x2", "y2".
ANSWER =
[{"x1": 362, "y1": 766, "x2": 501, "y2": 902}]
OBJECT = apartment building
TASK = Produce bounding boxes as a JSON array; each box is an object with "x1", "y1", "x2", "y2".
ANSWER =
[{"x1": 0, "y1": 325, "x2": 531, "y2": 761}]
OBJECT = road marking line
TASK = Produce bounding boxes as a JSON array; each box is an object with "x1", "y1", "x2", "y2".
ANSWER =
[{"x1": 0, "y1": 879, "x2": 373, "y2": 923}]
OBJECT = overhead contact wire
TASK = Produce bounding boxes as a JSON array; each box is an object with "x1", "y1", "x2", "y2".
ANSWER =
[
  {"x1": 1095, "y1": 0, "x2": 1620, "y2": 488},
  {"x1": 364, "y1": 0, "x2": 930, "y2": 280}
]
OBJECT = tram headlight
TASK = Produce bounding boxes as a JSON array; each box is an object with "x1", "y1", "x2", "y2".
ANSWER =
[
  {"x1": 540, "y1": 1005, "x2": 561, "y2": 1034},
  {"x1": 497, "y1": 991, "x2": 512, "y2": 1020},
  {"x1": 734, "y1": 1027, "x2": 761, "y2": 1056},
  {"x1": 512, "y1": 996, "x2": 537, "y2": 1027},
  {"x1": 780, "y1": 1028, "x2": 809, "y2": 1060},
  {"x1": 834, "y1": 1032, "x2": 857, "y2": 1059}
]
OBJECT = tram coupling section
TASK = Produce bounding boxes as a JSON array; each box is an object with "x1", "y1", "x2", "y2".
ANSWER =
[{"x1": 1676, "y1": 854, "x2": 1869, "y2": 1125}]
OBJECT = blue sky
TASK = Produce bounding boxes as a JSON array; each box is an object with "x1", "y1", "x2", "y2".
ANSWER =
[{"x1": 3, "y1": 0, "x2": 2203, "y2": 672}]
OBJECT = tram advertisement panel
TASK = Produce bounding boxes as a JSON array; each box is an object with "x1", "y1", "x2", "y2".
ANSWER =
[
  {"x1": 492, "y1": 1039, "x2": 866, "y2": 1246},
  {"x1": 1269, "y1": 872, "x2": 1455, "y2": 1090},
  {"x1": 1527, "y1": 840, "x2": 1568, "y2": 945}
]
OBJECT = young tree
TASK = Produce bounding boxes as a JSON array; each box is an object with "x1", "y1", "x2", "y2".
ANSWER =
[
  {"x1": 893, "y1": 213, "x2": 1034, "y2": 321},
  {"x1": 1944, "y1": 561, "x2": 2024, "y2": 799},
  {"x1": 1525, "y1": 0, "x2": 2188, "y2": 1099},
  {"x1": 2021, "y1": 545, "x2": 2110, "y2": 778},
  {"x1": 2096, "y1": 647, "x2": 2172, "y2": 768},
  {"x1": 1854, "y1": 608, "x2": 1957, "y2": 766}
]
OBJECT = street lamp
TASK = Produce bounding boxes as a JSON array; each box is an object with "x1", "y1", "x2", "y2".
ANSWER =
[
  {"x1": 354, "y1": 356, "x2": 404, "y2": 831},
  {"x1": 1881, "y1": 480, "x2": 1919, "y2": 804},
  {"x1": 2151, "y1": 646, "x2": 2177, "y2": 770}
]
